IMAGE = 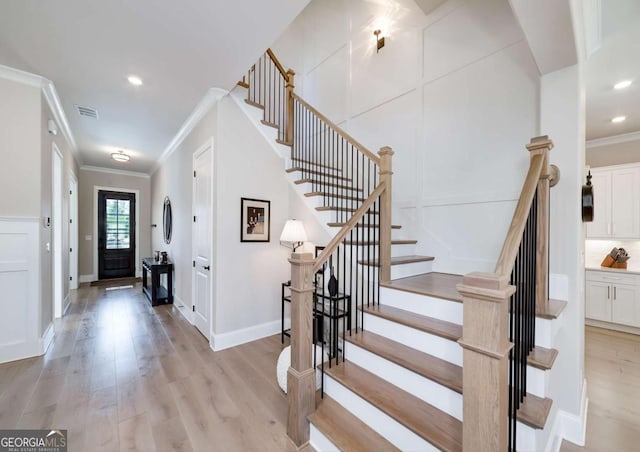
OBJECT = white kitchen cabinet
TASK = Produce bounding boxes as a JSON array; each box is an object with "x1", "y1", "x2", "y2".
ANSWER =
[
  {"x1": 586, "y1": 165, "x2": 640, "y2": 239},
  {"x1": 585, "y1": 270, "x2": 640, "y2": 328}
]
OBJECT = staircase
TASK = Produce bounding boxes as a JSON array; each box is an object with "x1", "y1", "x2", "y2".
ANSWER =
[{"x1": 237, "y1": 50, "x2": 565, "y2": 451}]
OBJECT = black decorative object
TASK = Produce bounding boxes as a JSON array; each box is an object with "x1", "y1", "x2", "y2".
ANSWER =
[
  {"x1": 240, "y1": 197, "x2": 271, "y2": 242},
  {"x1": 327, "y1": 256, "x2": 338, "y2": 297},
  {"x1": 582, "y1": 171, "x2": 593, "y2": 222},
  {"x1": 163, "y1": 197, "x2": 172, "y2": 244}
]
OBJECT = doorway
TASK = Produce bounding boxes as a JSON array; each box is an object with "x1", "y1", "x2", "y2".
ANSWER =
[
  {"x1": 52, "y1": 144, "x2": 63, "y2": 318},
  {"x1": 98, "y1": 190, "x2": 136, "y2": 279},
  {"x1": 193, "y1": 140, "x2": 213, "y2": 338},
  {"x1": 69, "y1": 174, "x2": 78, "y2": 290}
]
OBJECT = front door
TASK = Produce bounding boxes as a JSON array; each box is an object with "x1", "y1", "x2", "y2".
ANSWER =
[
  {"x1": 98, "y1": 190, "x2": 136, "y2": 279},
  {"x1": 193, "y1": 144, "x2": 212, "y2": 337}
]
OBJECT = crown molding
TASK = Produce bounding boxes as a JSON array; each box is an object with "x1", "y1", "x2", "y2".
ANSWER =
[
  {"x1": 0, "y1": 64, "x2": 80, "y2": 162},
  {"x1": 151, "y1": 87, "x2": 228, "y2": 175},
  {"x1": 586, "y1": 131, "x2": 640, "y2": 149},
  {"x1": 80, "y1": 165, "x2": 150, "y2": 179}
]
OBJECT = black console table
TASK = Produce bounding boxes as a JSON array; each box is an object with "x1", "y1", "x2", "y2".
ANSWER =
[{"x1": 142, "y1": 258, "x2": 173, "y2": 306}]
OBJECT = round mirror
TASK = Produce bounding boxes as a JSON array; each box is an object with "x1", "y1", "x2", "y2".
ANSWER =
[{"x1": 163, "y1": 196, "x2": 172, "y2": 244}]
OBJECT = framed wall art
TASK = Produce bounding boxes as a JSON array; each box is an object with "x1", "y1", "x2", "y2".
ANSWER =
[{"x1": 240, "y1": 197, "x2": 270, "y2": 242}]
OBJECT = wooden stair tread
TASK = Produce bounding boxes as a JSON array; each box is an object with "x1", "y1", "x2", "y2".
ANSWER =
[
  {"x1": 359, "y1": 255, "x2": 435, "y2": 266},
  {"x1": 528, "y1": 346, "x2": 558, "y2": 370},
  {"x1": 381, "y1": 272, "x2": 463, "y2": 303},
  {"x1": 295, "y1": 178, "x2": 363, "y2": 192},
  {"x1": 344, "y1": 239, "x2": 417, "y2": 246},
  {"x1": 317, "y1": 206, "x2": 378, "y2": 214},
  {"x1": 236, "y1": 81, "x2": 249, "y2": 89},
  {"x1": 291, "y1": 157, "x2": 341, "y2": 172},
  {"x1": 346, "y1": 330, "x2": 462, "y2": 393},
  {"x1": 305, "y1": 192, "x2": 363, "y2": 202},
  {"x1": 308, "y1": 395, "x2": 400, "y2": 452},
  {"x1": 537, "y1": 299, "x2": 568, "y2": 319},
  {"x1": 325, "y1": 360, "x2": 462, "y2": 451},
  {"x1": 329, "y1": 222, "x2": 401, "y2": 229},
  {"x1": 516, "y1": 392, "x2": 553, "y2": 429},
  {"x1": 260, "y1": 119, "x2": 279, "y2": 129},
  {"x1": 362, "y1": 304, "x2": 461, "y2": 342},
  {"x1": 276, "y1": 138, "x2": 292, "y2": 147},
  {"x1": 245, "y1": 99, "x2": 265, "y2": 110},
  {"x1": 288, "y1": 167, "x2": 352, "y2": 182}
]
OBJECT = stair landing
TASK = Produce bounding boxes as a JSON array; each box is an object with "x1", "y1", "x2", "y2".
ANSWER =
[{"x1": 381, "y1": 272, "x2": 463, "y2": 302}]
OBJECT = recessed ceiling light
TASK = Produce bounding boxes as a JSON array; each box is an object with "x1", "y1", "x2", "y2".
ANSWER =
[
  {"x1": 614, "y1": 80, "x2": 632, "y2": 90},
  {"x1": 611, "y1": 116, "x2": 627, "y2": 123},
  {"x1": 127, "y1": 75, "x2": 143, "y2": 86},
  {"x1": 111, "y1": 150, "x2": 130, "y2": 162}
]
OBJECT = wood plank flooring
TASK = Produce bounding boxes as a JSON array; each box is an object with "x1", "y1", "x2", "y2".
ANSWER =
[
  {"x1": 0, "y1": 283, "x2": 293, "y2": 452},
  {"x1": 561, "y1": 326, "x2": 640, "y2": 451}
]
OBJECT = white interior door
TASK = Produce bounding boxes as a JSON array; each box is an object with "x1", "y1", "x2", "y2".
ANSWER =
[
  {"x1": 193, "y1": 143, "x2": 212, "y2": 337},
  {"x1": 69, "y1": 174, "x2": 78, "y2": 290}
]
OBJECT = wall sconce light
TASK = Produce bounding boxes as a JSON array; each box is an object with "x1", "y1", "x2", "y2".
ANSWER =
[
  {"x1": 280, "y1": 219, "x2": 308, "y2": 253},
  {"x1": 374, "y1": 29, "x2": 385, "y2": 53}
]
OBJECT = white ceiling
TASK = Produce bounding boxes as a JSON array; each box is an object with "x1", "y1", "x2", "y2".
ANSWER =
[
  {"x1": 0, "y1": 0, "x2": 308, "y2": 174},
  {"x1": 586, "y1": 1, "x2": 640, "y2": 141}
]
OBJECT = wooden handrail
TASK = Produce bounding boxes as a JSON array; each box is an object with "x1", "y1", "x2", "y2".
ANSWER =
[
  {"x1": 312, "y1": 182, "x2": 386, "y2": 273},
  {"x1": 293, "y1": 94, "x2": 381, "y2": 166},
  {"x1": 494, "y1": 153, "x2": 544, "y2": 277},
  {"x1": 266, "y1": 48, "x2": 289, "y2": 80}
]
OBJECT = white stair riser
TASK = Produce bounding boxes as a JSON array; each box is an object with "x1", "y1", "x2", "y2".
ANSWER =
[
  {"x1": 516, "y1": 420, "x2": 538, "y2": 451},
  {"x1": 534, "y1": 316, "x2": 557, "y2": 349},
  {"x1": 345, "y1": 341, "x2": 463, "y2": 420},
  {"x1": 380, "y1": 287, "x2": 463, "y2": 325},
  {"x1": 323, "y1": 375, "x2": 438, "y2": 451},
  {"x1": 309, "y1": 424, "x2": 339, "y2": 452},
  {"x1": 390, "y1": 260, "x2": 433, "y2": 279},
  {"x1": 391, "y1": 243, "x2": 416, "y2": 258},
  {"x1": 363, "y1": 313, "x2": 463, "y2": 366},
  {"x1": 526, "y1": 365, "x2": 549, "y2": 398}
]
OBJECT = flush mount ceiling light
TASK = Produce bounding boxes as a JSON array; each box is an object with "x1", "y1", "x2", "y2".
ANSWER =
[
  {"x1": 111, "y1": 150, "x2": 130, "y2": 162},
  {"x1": 614, "y1": 80, "x2": 632, "y2": 90},
  {"x1": 611, "y1": 116, "x2": 627, "y2": 123},
  {"x1": 127, "y1": 75, "x2": 143, "y2": 86}
]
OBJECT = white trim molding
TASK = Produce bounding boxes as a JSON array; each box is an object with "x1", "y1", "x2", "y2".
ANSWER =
[
  {"x1": 151, "y1": 87, "x2": 228, "y2": 175},
  {"x1": 81, "y1": 165, "x2": 150, "y2": 179},
  {"x1": 586, "y1": 131, "x2": 640, "y2": 148},
  {"x1": 210, "y1": 319, "x2": 283, "y2": 352},
  {"x1": 79, "y1": 274, "x2": 96, "y2": 284},
  {"x1": 548, "y1": 379, "x2": 588, "y2": 450},
  {"x1": 0, "y1": 64, "x2": 79, "y2": 162},
  {"x1": 41, "y1": 323, "x2": 55, "y2": 355},
  {"x1": 174, "y1": 296, "x2": 195, "y2": 325}
]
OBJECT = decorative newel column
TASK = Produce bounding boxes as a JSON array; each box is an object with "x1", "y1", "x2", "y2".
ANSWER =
[
  {"x1": 526, "y1": 136, "x2": 554, "y2": 314},
  {"x1": 286, "y1": 69, "x2": 296, "y2": 146},
  {"x1": 378, "y1": 146, "x2": 394, "y2": 283},
  {"x1": 457, "y1": 273, "x2": 514, "y2": 452},
  {"x1": 287, "y1": 252, "x2": 315, "y2": 447}
]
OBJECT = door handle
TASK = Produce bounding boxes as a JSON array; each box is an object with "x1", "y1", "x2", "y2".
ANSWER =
[{"x1": 203, "y1": 265, "x2": 210, "y2": 271}]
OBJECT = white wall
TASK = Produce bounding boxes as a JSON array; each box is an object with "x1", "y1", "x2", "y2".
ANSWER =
[
  {"x1": 272, "y1": 0, "x2": 540, "y2": 273},
  {"x1": 586, "y1": 138, "x2": 640, "y2": 167}
]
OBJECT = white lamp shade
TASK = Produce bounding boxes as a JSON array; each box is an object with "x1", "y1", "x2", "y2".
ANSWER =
[{"x1": 280, "y1": 220, "x2": 308, "y2": 243}]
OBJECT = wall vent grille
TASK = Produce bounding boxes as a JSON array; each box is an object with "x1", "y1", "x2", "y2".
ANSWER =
[{"x1": 76, "y1": 105, "x2": 99, "y2": 119}]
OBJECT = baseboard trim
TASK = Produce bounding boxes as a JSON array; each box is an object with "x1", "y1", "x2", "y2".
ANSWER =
[
  {"x1": 586, "y1": 318, "x2": 640, "y2": 335},
  {"x1": 79, "y1": 274, "x2": 96, "y2": 283},
  {"x1": 547, "y1": 378, "x2": 588, "y2": 450},
  {"x1": 41, "y1": 322, "x2": 55, "y2": 354},
  {"x1": 62, "y1": 293, "x2": 71, "y2": 316},
  {"x1": 210, "y1": 319, "x2": 283, "y2": 352},
  {"x1": 174, "y1": 296, "x2": 194, "y2": 324}
]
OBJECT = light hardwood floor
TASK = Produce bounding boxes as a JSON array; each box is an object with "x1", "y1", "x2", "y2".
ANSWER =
[
  {"x1": 0, "y1": 283, "x2": 294, "y2": 452},
  {"x1": 561, "y1": 326, "x2": 640, "y2": 452}
]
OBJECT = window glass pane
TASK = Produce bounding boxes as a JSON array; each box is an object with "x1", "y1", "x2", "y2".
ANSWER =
[{"x1": 105, "y1": 199, "x2": 131, "y2": 250}]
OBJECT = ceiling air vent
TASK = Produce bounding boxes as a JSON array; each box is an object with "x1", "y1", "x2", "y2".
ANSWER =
[{"x1": 76, "y1": 105, "x2": 99, "y2": 119}]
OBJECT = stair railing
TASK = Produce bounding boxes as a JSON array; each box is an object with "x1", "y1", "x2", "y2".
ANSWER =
[
  {"x1": 456, "y1": 136, "x2": 556, "y2": 451},
  {"x1": 240, "y1": 49, "x2": 394, "y2": 447}
]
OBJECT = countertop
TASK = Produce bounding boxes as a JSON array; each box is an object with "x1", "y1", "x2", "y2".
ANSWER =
[{"x1": 586, "y1": 266, "x2": 640, "y2": 276}]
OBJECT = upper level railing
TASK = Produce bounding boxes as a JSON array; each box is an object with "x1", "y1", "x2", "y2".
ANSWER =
[{"x1": 457, "y1": 136, "x2": 556, "y2": 451}]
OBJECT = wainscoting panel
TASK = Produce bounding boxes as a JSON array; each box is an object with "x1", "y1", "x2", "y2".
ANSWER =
[{"x1": 0, "y1": 219, "x2": 40, "y2": 363}]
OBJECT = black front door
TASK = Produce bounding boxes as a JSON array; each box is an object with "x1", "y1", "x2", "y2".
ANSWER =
[{"x1": 98, "y1": 190, "x2": 136, "y2": 279}]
